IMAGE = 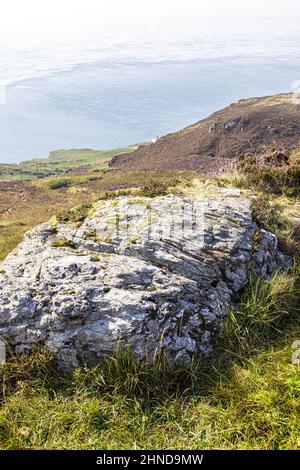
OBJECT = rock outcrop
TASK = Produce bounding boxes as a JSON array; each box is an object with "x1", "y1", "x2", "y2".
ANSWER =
[{"x1": 0, "y1": 191, "x2": 289, "y2": 368}]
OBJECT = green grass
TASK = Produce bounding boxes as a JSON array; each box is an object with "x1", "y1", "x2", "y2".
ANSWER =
[
  {"x1": 48, "y1": 178, "x2": 73, "y2": 190},
  {"x1": 51, "y1": 239, "x2": 76, "y2": 249},
  {"x1": 27, "y1": 147, "x2": 137, "y2": 174},
  {"x1": 0, "y1": 220, "x2": 26, "y2": 229},
  {"x1": 0, "y1": 145, "x2": 138, "y2": 181},
  {"x1": 222, "y1": 266, "x2": 300, "y2": 355}
]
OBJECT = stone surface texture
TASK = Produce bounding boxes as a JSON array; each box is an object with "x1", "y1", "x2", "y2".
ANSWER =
[{"x1": 0, "y1": 192, "x2": 289, "y2": 367}]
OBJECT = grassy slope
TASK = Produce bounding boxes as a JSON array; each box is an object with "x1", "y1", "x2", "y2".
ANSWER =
[
  {"x1": 0, "y1": 151, "x2": 299, "y2": 450},
  {"x1": 0, "y1": 146, "x2": 137, "y2": 181}
]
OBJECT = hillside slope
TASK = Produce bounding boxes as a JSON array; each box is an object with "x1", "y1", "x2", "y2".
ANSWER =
[
  {"x1": 0, "y1": 145, "x2": 137, "y2": 181},
  {"x1": 110, "y1": 93, "x2": 300, "y2": 175}
]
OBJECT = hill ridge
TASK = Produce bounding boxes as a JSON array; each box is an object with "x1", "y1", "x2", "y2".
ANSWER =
[{"x1": 111, "y1": 93, "x2": 300, "y2": 176}]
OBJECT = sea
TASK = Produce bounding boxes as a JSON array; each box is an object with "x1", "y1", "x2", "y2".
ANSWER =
[{"x1": 1, "y1": 30, "x2": 300, "y2": 163}]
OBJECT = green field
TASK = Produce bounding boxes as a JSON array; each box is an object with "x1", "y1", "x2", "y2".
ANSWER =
[{"x1": 0, "y1": 145, "x2": 138, "y2": 181}]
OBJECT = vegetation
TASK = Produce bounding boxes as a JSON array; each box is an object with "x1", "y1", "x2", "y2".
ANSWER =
[
  {"x1": 48, "y1": 178, "x2": 73, "y2": 190},
  {"x1": 0, "y1": 146, "x2": 137, "y2": 181},
  {"x1": 223, "y1": 266, "x2": 300, "y2": 355},
  {"x1": 237, "y1": 146, "x2": 300, "y2": 197},
  {"x1": 56, "y1": 204, "x2": 92, "y2": 226},
  {"x1": 251, "y1": 196, "x2": 300, "y2": 257},
  {"x1": 51, "y1": 239, "x2": 77, "y2": 249},
  {"x1": 217, "y1": 145, "x2": 300, "y2": 257},
  {"x1": 140, "y1": 177, "x2": 188, "y2": 197}
]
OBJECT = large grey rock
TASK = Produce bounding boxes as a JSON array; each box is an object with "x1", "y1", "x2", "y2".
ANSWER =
[{"x1": 0, "y1": 193, "x2": 289, "y2": 368}]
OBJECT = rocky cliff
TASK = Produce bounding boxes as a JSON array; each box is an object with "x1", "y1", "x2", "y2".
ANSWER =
[{"x1": 0, "y1": 189, "x2": 289, "y2": 368}]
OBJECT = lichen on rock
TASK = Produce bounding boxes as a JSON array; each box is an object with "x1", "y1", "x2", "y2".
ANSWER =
[{"x1": 0, "y1": 192, "x2": 289, "y2": 368}]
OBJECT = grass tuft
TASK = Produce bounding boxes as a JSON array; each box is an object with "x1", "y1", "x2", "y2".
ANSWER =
[
  {"x1": 56, "y1": 204, "x2": 92, "y2": 226},
  {"x1": 236, "y1": 146, "x2": 300, "y2": 197},
  {"x1": 222, "y1": 267, "x2": 300, "y2": 355}
]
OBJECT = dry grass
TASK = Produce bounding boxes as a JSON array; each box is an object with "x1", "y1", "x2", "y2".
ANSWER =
[{"x1": 0, "y1": 170, "x2": 195, "y2": 260}]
